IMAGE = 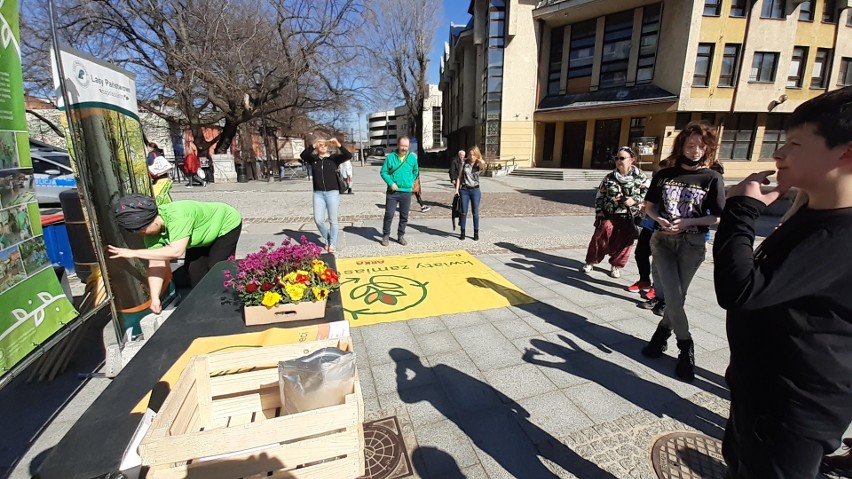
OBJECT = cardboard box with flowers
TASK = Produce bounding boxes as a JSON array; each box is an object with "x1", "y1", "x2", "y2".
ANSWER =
[{"x1": 223, "y1": 236, "x2": 341, "y2": 326}]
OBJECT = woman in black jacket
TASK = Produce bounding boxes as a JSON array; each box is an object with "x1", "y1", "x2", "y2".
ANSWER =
[{"x1": 300, "y1": 137, "x2": 352, "y2": 253}]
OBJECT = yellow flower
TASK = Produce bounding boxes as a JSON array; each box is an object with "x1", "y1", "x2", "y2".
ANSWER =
[
  {"x1": 282, "y1": 272, "x2": 298, "y2": 283},
  {"x1": 295, "y1": 269, "x2": 310, "y2": 277},
  {"x1": 312, "y1": 287, "x2": 329, "y2": 301},
  {"x1": 261, "y1": 291, "x2": 282, "y2": 308},
  {"x1": 312, "y1": 260, "x2": 326, "y2": 274},
  {"x1": 285, "y1": 282, "x2": 307, "y2": 301}
]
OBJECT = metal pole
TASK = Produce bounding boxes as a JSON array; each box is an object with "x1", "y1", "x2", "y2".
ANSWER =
[
  {"x1": 48, "y1": 0, "x2": 122, "y2": 347},
  {"x1": 357, "y1": 112, "x2": 364, "y2": 166}
]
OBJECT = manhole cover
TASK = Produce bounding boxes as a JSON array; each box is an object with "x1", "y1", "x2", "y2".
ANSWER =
[
  {"x1": 651, "y1": 432, "x2": 727, "y2": 479},
  {"x1": 359, "y1": 416, "x2": 413, "y2": 479}
]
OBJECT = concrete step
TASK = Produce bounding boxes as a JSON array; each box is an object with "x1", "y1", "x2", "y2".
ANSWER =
[{"x1": 509, "y1": 167, "x2": 609, "y2": 182}]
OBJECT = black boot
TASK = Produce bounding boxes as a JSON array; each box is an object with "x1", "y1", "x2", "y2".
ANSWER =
[
  {"x1": 675, "y1": 339, "x2": 695, "y2": 382},
  {"x1": 473, "y1": 230, "x2": 479, "y2": 241},
  {"x1": 641, "y1": 326, "x2": 672, "y2": 358},
  {"x1": 460, "y1": 230, "x2": 465, "y2": 240}
]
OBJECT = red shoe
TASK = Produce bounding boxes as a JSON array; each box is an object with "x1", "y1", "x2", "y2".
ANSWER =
[
  {"x1": 627, "y1": 281, "x2": 651, "y2": 293},
  {"x1": 642, "y1": 287, "x2": 656, "y2": 300}
]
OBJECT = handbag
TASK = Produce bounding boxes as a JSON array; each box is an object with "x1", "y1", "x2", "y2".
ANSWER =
[
  {"x1": 336, "y1": 168, "x2": 348, "y2": 194},
  {"x1": 148, "y1": 155, "x2": 173, "y2": 177}
]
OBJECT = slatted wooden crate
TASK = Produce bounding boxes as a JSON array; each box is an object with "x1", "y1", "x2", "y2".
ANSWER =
[{"x1": 139, "y1": 337, "x2": 364, "y2": 479}]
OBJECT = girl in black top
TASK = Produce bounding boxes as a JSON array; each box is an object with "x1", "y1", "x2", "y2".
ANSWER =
[
  {"x1": 300, "y1": 137, "x2": 352, "y2": 253},
  {"x1": 640, "y1": 122, "x2": 725, "y2": 381}
]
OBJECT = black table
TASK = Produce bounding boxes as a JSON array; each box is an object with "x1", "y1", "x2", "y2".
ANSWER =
[{"x1": 35, "y1": 257, "x2": 344, "y2": 479}]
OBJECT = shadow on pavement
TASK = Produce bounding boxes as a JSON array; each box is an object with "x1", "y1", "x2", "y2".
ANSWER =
[
  {"x1": 275, "y1": 229, "x2": 323, "y2": 245},
  {"x1": 407, "y1": 223, "x2": 456, "y2": 239},
  {"x1": 391, "y1": 348, "x2": 617, "y2": 479},
  {"x1": 468, "y1": 276, "x2": 728, "y2": 440},
  {"x1": 517, "y1": 189, "x2": 596, "y2": 209},
  {"x1": 341, "y1": 225, "x2": 382, "y2": 242},
  {"x1": 412, "y1": 446, "x2": 464, "y2": 478},
  {"x1": 0, "y1": 308, "x2": 111, "y2": 477}
]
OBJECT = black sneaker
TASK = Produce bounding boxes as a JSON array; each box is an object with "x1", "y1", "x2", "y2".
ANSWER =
[
  {"x1": 652, "y1": 301, "x2": 666, "y2": 317},
  {"x1": 398, "y1": 236, "x2": 407, "y2": 246},
  {"x1": 638, "y1": 298, "x2": 658, "y2": 310},
  {"x1": 381, "y1": 235, "x2": 389, "y2": 247}
]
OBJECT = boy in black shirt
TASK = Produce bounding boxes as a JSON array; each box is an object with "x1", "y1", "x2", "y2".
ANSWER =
[{"x1": 714, "y1": 86, "x2": 852, "y2": 477}]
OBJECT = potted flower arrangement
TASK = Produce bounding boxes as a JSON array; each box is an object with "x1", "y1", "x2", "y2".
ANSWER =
[{"x1": 223, "y1": 236, "x2": 341, "y2": 325}]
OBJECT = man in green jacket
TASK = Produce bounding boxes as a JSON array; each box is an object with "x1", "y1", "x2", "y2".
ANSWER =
[
  {"x1": 108, "y1": 195, "x2": 242, "y2": 313},
  {"x1": 379, "y1": 136, "x2": 419, "y2": 246}
]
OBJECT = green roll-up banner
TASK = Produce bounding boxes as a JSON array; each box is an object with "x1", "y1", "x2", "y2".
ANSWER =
[{"x1": 0, "y1": 1, "x2": 78, "y2": 376}]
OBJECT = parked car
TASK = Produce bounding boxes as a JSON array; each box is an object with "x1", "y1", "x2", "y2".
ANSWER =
[{"x1": 31, "y1": 151, "x2": 76, "y2": 204}]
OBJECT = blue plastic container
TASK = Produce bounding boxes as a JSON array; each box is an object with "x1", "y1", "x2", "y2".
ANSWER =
[{"x1": 42, "y1": 222, "x2": 76, "y2": 274}]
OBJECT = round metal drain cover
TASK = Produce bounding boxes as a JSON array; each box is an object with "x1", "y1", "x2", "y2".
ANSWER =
[
  {"x1": 360, "y1": 416, "x2": 412, "y2": 479},
  {"x1": 651, "y1": 432, "x2": 727, "y2": 479}
]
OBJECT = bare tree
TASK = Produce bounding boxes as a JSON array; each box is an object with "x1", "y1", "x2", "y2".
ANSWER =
[
  {"x1": 21, "y1": 0, "x2": 366, "y2": 158},
  {"x1": 361, "y1": 0, "x2": 441, "y2": 158}
]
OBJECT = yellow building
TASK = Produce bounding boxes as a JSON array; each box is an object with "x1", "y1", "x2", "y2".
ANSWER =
[{"x1": 440, "y1": 0, "x2": 852, "y2": 177}]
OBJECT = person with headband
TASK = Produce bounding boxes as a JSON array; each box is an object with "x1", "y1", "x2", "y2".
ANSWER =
[
  {"x1": 108, "y1": 195, "x2": 242, "y2": 313},
  {"x1": 581, "y1": 146, "x2": 647, "y2": 278}
]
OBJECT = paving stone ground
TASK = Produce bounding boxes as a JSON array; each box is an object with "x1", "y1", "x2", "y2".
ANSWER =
[{"x1": 7, "y1": 166, "x2": 846, "y2": 479}]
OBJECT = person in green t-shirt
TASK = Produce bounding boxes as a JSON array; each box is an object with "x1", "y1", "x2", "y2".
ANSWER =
[{"x1": 108, "y1": 195, "x2": 242, "y2": 313}]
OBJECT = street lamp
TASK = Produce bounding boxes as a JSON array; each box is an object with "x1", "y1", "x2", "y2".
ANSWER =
[{"x1": 252, "y1": 69, "x2": 273, "y2": 182}]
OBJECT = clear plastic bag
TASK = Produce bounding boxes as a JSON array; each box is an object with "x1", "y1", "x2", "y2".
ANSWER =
[{"x1": 278, "y1": 347, "x2": 356, "y2": 415}]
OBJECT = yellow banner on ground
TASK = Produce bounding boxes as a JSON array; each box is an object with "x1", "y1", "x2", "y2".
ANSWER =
[{"x1": 337, "y1": 250, "x2": 534, "y2": 327}]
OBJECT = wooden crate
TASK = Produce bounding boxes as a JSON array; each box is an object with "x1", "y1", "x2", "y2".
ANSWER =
[{"x1": 140, "y1": 337, "x2": 364, "y2": 479}]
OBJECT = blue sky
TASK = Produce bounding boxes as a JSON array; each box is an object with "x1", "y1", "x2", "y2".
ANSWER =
[{"x1": 428, "y1": 1, "x2": 473, "y2": 84}]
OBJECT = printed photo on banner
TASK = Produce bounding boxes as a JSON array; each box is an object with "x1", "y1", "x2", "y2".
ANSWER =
[
  {"x1": 0, "y1": 205, "x2": 33, "y2": 249},
  {"x1": 19, "y1": 237, "x2": 49, "y2": 275},
  {"x1": 0, "y1": 131, "x2": 19, "y2": 170},
  {"x1": 0, "y1": 169, "x2": 35, "y2": 208},
  {"x1": 0, "y1": 246, "x2": 27, "y2": 293}
]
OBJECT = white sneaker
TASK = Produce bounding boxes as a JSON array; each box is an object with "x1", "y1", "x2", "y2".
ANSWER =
[
  {"x1": 581, "y1": 264, "x2": 593, "y2": 273},
  {"x1": 609, "y1": 267, "x2": 621, "y2": 278}
]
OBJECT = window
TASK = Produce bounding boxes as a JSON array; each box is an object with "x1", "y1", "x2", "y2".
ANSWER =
[
  {"x1": 693, "y1": 43, "x2": 714, "y2": 86},
  {"x1": 628, "y1": 117, "x2": 646, "y2": 147},
  {"x1": 719, "y1": 44, "x2": 742, "y2": 87},
  {"x1": 787, "y1": 46, "x2": 808, "y2": 88},
  {"x1": 750, "y1": 52, "x2": 779, "y2": 82},
  {"x1": 760, "y1": 114, "x2": 787, "y2": 160},
  {"x1": 761, "y1": 0, "x2": 785, "y2": 18},
  {"x1": 547, "y1": 27, "x2": 565, "y2": 95},
  {"x1": 719, "y1": 113, "x2": 756, "y2": 161},
  {"x1": 599, "y1": 11, "x2": 633, "y2": 88},
  {"x1": 811, "y1": 48, "x2": 832, "y2": 89},
  {"x1": 799, "y1": 1, "x2": 813, "y2": 20},
  {"x1": 636, "y1": 4, "x2": 662, "y2": 84},
  {"x1": 839, "y1": 58, "x2": 852, "y2": 86},
  {"x1": 731, "y1": 0, "x2": 749, "y2": 17},
  {"x1": 432, "y1": 107, "x2": 442, "y2": 147},
  {"x1": 675, "y1": 112, "x2": 692, "y2": 130},
  {"x1": 822, "y1": 0, "x2": 837, "y2": 22},
  {"x1": 704, "y1": 0, "x2": 721, "y2": 16},
  {"x1": 567, "y1": 19, "x2": 595, "y2": 79}
]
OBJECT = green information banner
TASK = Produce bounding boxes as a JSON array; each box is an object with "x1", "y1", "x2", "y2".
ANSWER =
[{"x1": 0, "y1": 1, "x2": 78, "y2": 375}]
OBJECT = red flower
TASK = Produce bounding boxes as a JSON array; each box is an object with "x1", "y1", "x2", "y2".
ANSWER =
[
  {"x1": 295, "y1": 273, "x2": 310, "y2": 284},
  {"x1": 244, "y1": 283, "x2": 258, "y2": 293},
  {"x1": 320, "y1": 268, "x2": 339, "y2": 284},
  {"x1": 260, "y1": 282, "x2": 275, "y2": 291}
]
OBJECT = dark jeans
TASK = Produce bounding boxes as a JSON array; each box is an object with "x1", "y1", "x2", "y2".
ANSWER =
[
  {"x1": 459, "y1": 186, "x2": 481, "y2": 231},
  {"x1": 414, "y1": 191, "x2": 425, "y2": 207},
  {"x1": 173, "y1": 223, "x2": 242, "y2": 288},
  {"x1": 383, "y1": 191, "x2": 412, "y2": 238},
  {"x1": 635, "y1": 228, "x2": 653, "y2": 282},
  {"x1": 723, "y1": 392, "x2": 835, "y2": 478}
]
